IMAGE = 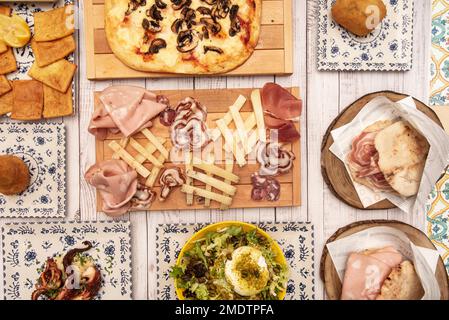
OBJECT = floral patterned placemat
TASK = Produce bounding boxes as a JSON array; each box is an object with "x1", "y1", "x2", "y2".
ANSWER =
[
  {"x1": 430, "y1": 0, "x2": 449, "y2": 105},
  {"x1": 426, "y1": 165, "x2": 449, "y2": 275},
  {"x1": 1, "y1": 221, "x2": 132, "y2": 300},
  {"x1": 0, "y1": 123, "x2": 66, "y2": 218},
  {"x1": 155, "y1": 222, "x2": 315, "y2": 300},
  {"x1": 316, "y1": 0, "x2": 414, "y2": 71}
]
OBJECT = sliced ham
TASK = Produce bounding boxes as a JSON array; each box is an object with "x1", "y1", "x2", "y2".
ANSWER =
[
  {"x1": 341, "y1": 247, "x2": 403, "y2": 300},
  {"x1": 261, "y1": 83, "x2": 302, "y2": 143},
  {"x1": 261, "y1": 83, "x2": 302, "y2": 122},
  {"x1": 88, "y1": 86, "x2": 167, "y2": 139},
  {"x1": 84, "y1": 160, "x2": 138, "y2": 216}
]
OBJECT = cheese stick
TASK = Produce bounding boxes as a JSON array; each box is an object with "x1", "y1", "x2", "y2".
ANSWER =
[
  {"x1": 230, "y1": 105, "x2": 249, "y2": 154},
  {"x1": 185, "y1": 151, "x2": 194, "y2": 205},
  {"x1": 204, "y1": 153, "x2": 215, "y2": 207},
  {"x1": 108, "y1": 141, "x2": 151, "y2": 178},
  {"x1": 186, "y1": 170, "x2": 236, "y2": 196},
  {"x1": 192, "y1": 158, "x2": 240, "y2": 183},
  {"x1": 135, "y1": 137, "x2": 166, "y2": 164},
  {"x1": 112, "y1": 138, "x2": 129, "y2": 160},
  {"x1": 129, "y1": 138, "x2": 163, "y2": 167},
  {"x1": 251, "y1": 89, "x2": 266, "y2": 143},
  {"x1": 181, "y1": 184, "x2": 233, "y2": 206},
  {"x1": 216, "y1": 118, "x2": 246, "y2": 167},
  {"x1": 211, "y1": 95, "x2": 247, "y2": 141},
  {"x1": 220, "y1": 158, "x2": 234, "y2": 210},
  {"x1": 145, "y1": 153, "x2": 166, "y2": 187},
  {"x1": 141, "y1": 128, "x2": 169, "y2": 159}
]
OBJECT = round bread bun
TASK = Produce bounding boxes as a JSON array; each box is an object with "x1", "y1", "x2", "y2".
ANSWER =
[
  {"x1": 0, "y1": 155, "x2": 30, "y2": 195},
  {"x1": 377, "y1": 261, "x2": 424, "y2": 300},
  {"x1": 331, "y1": 0, "x2": 387, "y2": 37},
  {"x1": 374, "y1": 121, "x2": 429, "y2": 197}
]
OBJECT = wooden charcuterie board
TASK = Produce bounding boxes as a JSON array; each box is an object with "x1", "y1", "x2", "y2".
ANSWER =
[
  {"x1": 319, "y1": 220, "x2": 449, "y2": 300},
  {"x1": 84, "y1": 0, "x2": 293, "y2": 79},
  {"x1": 94, "y1": 87, "x2": 301, "y2": 211},
  {"x1": 321, "y1": 91, "x2": 443, "y2": 210}
]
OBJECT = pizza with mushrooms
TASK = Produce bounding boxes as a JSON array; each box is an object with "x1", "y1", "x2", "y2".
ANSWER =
[{"x1": 104, "y1": 0, "x2": 262, "y2": 74}]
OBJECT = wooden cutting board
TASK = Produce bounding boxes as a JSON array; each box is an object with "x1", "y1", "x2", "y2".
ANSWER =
[
  {"x1": 84, "y1": 0, "x2": 293, "y2": 79},
  {"x1": 320, "y1": 220, "x2": 449, "y2": 300},
  {"x1": 321, "y1": 91, "x2": 443, "y2": 210},
  {"x1": 94, "y1": 87, "x2": 301, "y2": 212}
]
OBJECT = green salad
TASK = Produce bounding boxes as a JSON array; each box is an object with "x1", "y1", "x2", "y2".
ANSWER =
[{"x1": 170, "y1": 225, "x2": 288, "y2": 300}]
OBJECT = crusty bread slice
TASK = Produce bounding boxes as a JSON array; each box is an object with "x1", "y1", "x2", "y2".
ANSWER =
[
  {"x1": 377, "y1": 260, "x2": 424, "y2": 300},
  {"x1": 374, "y1": 121, "x2": 429, "y2": 197}
]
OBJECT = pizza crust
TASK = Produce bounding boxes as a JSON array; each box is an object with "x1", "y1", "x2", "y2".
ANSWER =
[{"x1": 105, "y1": 0, "x2": 262, "y2": 74}]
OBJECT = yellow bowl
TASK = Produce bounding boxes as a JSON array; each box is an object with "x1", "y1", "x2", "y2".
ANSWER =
[{"x1": 175, "y1": 221, "x2": 288, "y2": 300}]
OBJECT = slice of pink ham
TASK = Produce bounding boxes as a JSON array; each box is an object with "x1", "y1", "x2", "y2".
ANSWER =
[
  {"x1": 341, "y1": 247, "x2": 403, "y2": 300},
  {"x1": 88, "y1": 86, "x2": 167, "y2": 139},
  {"x1": 84, "y1": 160, "x2": 138, "y2": 217},
  {"x1": 261, "y1": 83, "x2": 302, "y2": 143}
]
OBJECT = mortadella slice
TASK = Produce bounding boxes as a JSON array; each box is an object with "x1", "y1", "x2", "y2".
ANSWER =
[
  {"x1": 88, "y1": 86, "x2": 167, "y2": 139},
  {"x1": 84, "y1": 160, "x2": 137, "y2": 216},
  {"x1": 341, "y1": 247, "x2": 403, "y2": 300}
]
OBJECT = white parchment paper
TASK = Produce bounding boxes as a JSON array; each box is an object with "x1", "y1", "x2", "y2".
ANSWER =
[
  {"x1": 330, "y1": 96, "x2": 449, "y2": 214},
  {"x1": 326, "y1": 226, "x2": 441, "y2": 300}
]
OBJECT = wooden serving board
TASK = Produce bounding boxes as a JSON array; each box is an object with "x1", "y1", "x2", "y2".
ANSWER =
[
  {"x1": 321, "y1": 91, "x2": 443, "y2": 210},
  {"x1": 84, "y1": 0, "x2": 293, "y2": 80},
  {"x1": 94, "y1": 87, "x2": 301, "y2": 212},
  {"x1": 320, "y1": 220, "x2": 449, "y2": 300}
]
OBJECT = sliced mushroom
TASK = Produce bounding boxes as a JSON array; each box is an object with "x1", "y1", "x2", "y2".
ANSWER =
[
  {"x1": 148, "y1": 4, "x2": 163, "y2": 21},
  {"x1": 256, "y1": 141, "x2": 295, "y2": 176},
  {"x1": 200, "y1": 0, "x2": 217, "y2": 5},
  {"x1": 177, "y1": 30, "x2": 199, "y2": 53},
  {"x1": 229, "y1": 5, "x2": 241, "y2": 36},
  {"x1": 200, "y1": 17, "x2": 221, "y2": 35},
  {"x1": 171, "y1": 18, "x2": 184, "y2": 33},
  {"x1": 159, "y1": 168, "x2": 186, "y2": 201},
  {"x1": 143, "y1": 19, "x2": 162, "y2": 33},
  {"x1": 197, "y1": 6, "x2": 212, "y2": 16},
  {"x1": 149, "y1": 38, "x2": 167, "y2": 54},
  {"x1": 204, "y1": 45, "x2": 223, "y2": 54},
  {"x1": 212, "y1": 0, "x2": 230, "y2": 19},
  {"x1": 155, "y1": 0, "x2": 167, "y2": 9},
  {"x1": 171, "y1": 0, "x2": 192, "y2": 10}
]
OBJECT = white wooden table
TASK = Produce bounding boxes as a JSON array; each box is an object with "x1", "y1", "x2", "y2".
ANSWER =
[{"x1": 0, "y1": 0, "x2": 434, "y2": 300}]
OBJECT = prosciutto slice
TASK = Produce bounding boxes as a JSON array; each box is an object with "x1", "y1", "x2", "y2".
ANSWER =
[
  {"x1": 261, "y1": 83, "x2": 302, "y2": 143},
  {"x1": 347, "y1": 130, "x2": 393, "y2": 192},
  {"x1": 88, "y1": 86, "x2": 167, "y2": 139},
  {"x1": 84, "y1": 160, "x2": 137, "y2": 216},
  {"x1": 341, "y1": 247, "x2": 403, "y2": 300}
]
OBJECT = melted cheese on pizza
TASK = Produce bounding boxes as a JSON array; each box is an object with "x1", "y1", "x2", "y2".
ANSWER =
[{"x1": 104, "y1": 0, "x2": 261, "y2": 74}]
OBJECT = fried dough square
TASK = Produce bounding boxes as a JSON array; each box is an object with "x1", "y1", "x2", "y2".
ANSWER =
[
  {"x1": 0, "y1": 48, "x2": 17, "y2": 75},
  {"x1": 31, "y1": 35, "x2": 76, "y2": 67},
  {"x1": 0, "y1": 42, "x2": 7, "y2": 54},
  {"x1": 0, "y1": 89, "x2": 12, "y2": 115},
  {"x1": 0, "y1": 75, "x2": 11, "y2": 96},
  {"x1": 11, "y1": 80, "x2": 43, "y2": 120},
  {"x1": 34, "y1": 5, "x2": 75, "y2": 42},
  {"x1": 0, "y1": 6, "x2": 11, "y2": 16},
  {"x1": 28, "y1": 59, "x2": 76, "y2": 93},
  {"x1": 43, "y1": 85, "x2": 73, "y2": 118}
]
